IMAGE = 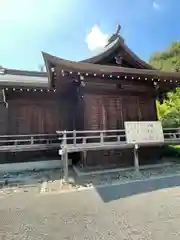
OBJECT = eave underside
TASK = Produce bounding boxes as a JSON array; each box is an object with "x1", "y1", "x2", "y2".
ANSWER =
[
  {"x1": 0, "y1": 74, "x2": 48, "y2": 88},
  {"x1": 42, "y1": 52, "x2": 180, "y2": 92}
]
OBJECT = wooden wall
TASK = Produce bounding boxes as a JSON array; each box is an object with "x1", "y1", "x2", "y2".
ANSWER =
[
  {"x1": 81, "y1": 90, "x2": 158, "y2": 167},
  {"x1": 83, "y1": 93, "x2": 157, "y2": 130},
  {"x1": 1, "y1": 77, "x2": 158, "y2": 166},
  {"x1": 8, "y1": 100, "x2": 58, "y2": 134},
  {"x1": 0, "y1": 90, "x2": 73, "y2": 164},
  {"x1": 7, "y1": 91, "x2": 72, "y2": 135}
]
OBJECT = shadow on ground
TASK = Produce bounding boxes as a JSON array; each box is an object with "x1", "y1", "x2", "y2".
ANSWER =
[{"x1": 95, "y1": 175, "x2": 180, "y2": 202}]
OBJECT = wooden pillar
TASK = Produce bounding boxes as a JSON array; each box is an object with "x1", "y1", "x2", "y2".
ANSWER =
[
  {"x1": 62, "y1": 131, "x2": 69, "y2": 182},
  {"x1": 62, "y1": 149, "x2": 68, "y2": 182}
]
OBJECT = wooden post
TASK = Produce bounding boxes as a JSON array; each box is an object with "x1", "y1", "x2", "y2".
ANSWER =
[
  {"x1": 63, "y1": 131, "x2": 67, "y2": 146},
  {"x1": 30, "y1": 136, "x2": 34, "y2": 145},
  {"x1": 62, "y1": 149, "x2": 68, "y2": 182},
  {"x1": 83, "y1": 138, "x2": 87, "y2": 166},
  {"x1": 62, "y1": 131, "x2": 68, "y2": 182},
  {"x1": 100, "y1": 132, "x2": 104, "y2": 143},
  {"x1": 73, "y1": 130, "x2": 76, "y2": 145},
  {"x1": 134, "y1": 144, "x2": 139, "y2": 171}
]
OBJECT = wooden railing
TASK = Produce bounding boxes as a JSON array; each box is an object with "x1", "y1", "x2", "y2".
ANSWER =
[
  {"x1": 163, "y1": 128, "x2": 180, "y2": 141},
  {"x1": 0, "y1": 128, "x2": 179, "y2": 153},
  {"x1": 56, "y1": 127, "x2": 180, "y2": 181},
  {"x1": 57, "y1": 128, "x2": 180, "y2": 153},
  {"x1": 0, "y1": 128, "x2": 179, "y2": 181},
  {"x1": 0, "y1": 134, "x2": 59, "y2": 152}
]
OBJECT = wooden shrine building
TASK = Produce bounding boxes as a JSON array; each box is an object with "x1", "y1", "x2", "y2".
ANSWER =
[{"x1": 0, "y1": 25, "x2": 180, "y2": 166}]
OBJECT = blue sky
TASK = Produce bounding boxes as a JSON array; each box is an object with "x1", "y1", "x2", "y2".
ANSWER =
[{"x1": 0, "y1": 0, "x2": 179, "y2": 70}]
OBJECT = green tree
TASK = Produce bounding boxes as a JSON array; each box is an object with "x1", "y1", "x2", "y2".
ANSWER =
[{"x1": 149, "y1": 42, "x2": 180, "y2": 128}]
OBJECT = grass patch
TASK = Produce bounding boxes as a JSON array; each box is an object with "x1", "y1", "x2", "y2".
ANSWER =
[
  {"x1": 162, "y1": 145, "x2": 180, "y2": 162},
  {"x1": 171, "y1": 145, "x2": 180, "y2": 149}
]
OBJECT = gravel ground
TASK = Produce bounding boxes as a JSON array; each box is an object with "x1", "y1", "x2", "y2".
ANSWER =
[
  {"x1": 1, "y1": 163, "x2": 180, "y2": 194},
  {"x1": 78, "y1": 164, "x2": 180, "y2": 186},
  {"x1": 1, "y1": 184, "x2": 180, "y2": 239}
]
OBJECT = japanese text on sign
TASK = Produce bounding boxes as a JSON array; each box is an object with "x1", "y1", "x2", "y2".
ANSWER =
[{"x1": 125, "y1": 121, "x2": 164, "y2": 144}]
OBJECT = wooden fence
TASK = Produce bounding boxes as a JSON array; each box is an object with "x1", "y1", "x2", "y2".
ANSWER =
[
  {"x1": 56, "y1": 127, "x2": 180, "y2": 181},
  {"x1": 0, "y1": 134, "x2": 59, "y2": 152}
]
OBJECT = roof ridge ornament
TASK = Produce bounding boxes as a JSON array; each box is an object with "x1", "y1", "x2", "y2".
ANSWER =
[{"x1": 105, "y1": 24, "x2": 121, "y2": 47}]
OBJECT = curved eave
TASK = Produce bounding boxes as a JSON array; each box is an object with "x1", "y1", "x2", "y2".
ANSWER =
[
  {"x1": 42, "y1": 52, "x2": 180, "y2": 86},
  {"x1": 82, "y1": 36, "x2": 154, "y2": 70},
  {"x1": 42, "y1": 54, "x2": 53, "y2": 88},
  {"x1": 121, "y1": 40, "x2": 154, "y2": 69}
]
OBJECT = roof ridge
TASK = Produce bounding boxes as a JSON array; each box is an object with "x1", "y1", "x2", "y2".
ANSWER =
[{"x1": 0, "y1": 68, "x2": 47, "y2": 77}]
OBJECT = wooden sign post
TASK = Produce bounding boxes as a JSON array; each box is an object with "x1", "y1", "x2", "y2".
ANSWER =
[{"x1": 125, "y1": 121, "x2": 164, "y2": 171}]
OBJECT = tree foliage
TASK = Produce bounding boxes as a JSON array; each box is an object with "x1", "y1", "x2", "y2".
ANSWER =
[
  {"x1": 149, "y1": 41, "x2": 180, "y2": 71},
  {"x1": 149, "y1": 42, "x2": 180, "y2": 128}
]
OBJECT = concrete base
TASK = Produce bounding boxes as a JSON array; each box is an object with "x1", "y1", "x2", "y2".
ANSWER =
[
  {"x1": 73, "y1": 162, "x2": 172, "y2": 176},
  {"x1": 0, "y1": 159, "x2": 72, "y2": 174}
]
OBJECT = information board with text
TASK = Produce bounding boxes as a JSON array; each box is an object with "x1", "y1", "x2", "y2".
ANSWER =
[{"x1": 124, "y1": 121, "x2": 164, "y2": 144}]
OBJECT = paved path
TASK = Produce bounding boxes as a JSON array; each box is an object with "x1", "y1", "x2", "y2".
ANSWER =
[{"x1": 1, "y1": 182, "x2": 180, "y2": 239}]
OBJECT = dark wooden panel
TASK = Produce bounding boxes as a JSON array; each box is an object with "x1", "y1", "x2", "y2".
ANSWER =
[
  {"x1": 84, "y1": 94, "x2": 157, "y2": 132},
  {"x1": 0, "y1": 103, "x2": 8, "y2": 135},
  {"x1": 139, "y1": 97, "x2": 157, "y2": 121},
  {"x1": 84, "y1": 94, "x2": 104, "y2": 130},
  {"x1": 8, "y1": 99, "x2": 70, "y2": 134},
  {"x1": 84, "y1": 93, "x2": 125, "y2": 131},
  {"x1": 104, "y1": 95, "x2": 123, "y2": 129},
  {"x1": 85, "y1": 149, "x2": 134, "y2": 167},
  {"x1": 122, "y1": 96, "x2": 139, "y2": 123},
  {"x1": 84, "y1": 146, "x2": 163, "y2": 167},
  {"x1": 83, "y1": 93, "x2": 124, "y2": 166}
]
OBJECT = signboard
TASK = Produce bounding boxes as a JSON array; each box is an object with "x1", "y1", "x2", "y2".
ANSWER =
[{"x1": 125, "y1": 121, "x2": 164, "y2": 144}]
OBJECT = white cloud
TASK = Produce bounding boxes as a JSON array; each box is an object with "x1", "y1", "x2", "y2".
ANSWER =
[
  {"x1": 85, "y1": 25, "x2": 109, "y2": 51},
  {"x1": 153, "y1": 1, "x2": 160, "y2": 10}
]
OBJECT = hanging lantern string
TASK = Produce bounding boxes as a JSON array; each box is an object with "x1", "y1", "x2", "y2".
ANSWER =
[{"x1": 60, "y1": 68, "x2": 179, "y2": 84}]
